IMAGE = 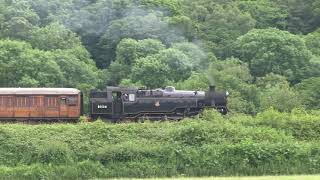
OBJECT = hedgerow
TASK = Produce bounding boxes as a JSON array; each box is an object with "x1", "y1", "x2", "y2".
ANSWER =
[{"x1": 0, "y1": 109, "x2": 319, "y2": 179}]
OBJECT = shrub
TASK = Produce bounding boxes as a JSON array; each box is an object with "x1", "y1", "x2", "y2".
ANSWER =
[
  {"x1": 36, "y1": 141, "x2": 74, "y2": 165},
  {"x1": 0, "y1": 110, "x2": 319, "y2": 178}
]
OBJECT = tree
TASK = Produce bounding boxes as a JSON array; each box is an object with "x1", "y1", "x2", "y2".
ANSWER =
[
  {"x1": 29, "y1": 0, "x2": 72, "y2": 25},
  {"x1": 172, "y1": 42, "x2": 211, "y2": 70},
  {"x1": 131, "y1": 57, "x2": 170, "y2": 88},
  {"x1": 154, "y1": 49, "x2": 192, "y2": 82},
  {"x1": 136, "y1": 39, "x2": 166, "y2": 59},
  {"x1": 305, "y1": 28, "x2": 320, "y2": 56},
  {"x1": 234, "y1": 28, "x2": 313, "y2": 83},
  {"x1": 0, "y1": 1, "x2": 40, "y2": 40},
  {"x1": 52, "y1": 49, "x2": 100, "y2": 88},
  {"x1": 256, "y1": 73, "x2": 301, "y2": 112},
  {"x1": 181, "y1": 1, "x2": 255, "y2": 58},
  {"x1": 115, "y1": 38, "x2": 165, "y2": 65},
  {"x1": 115, "y1": 38, "x2": 138, "y2": 65},
  {"x1": 273, "y1": 0, "x2": 320, "y2": 34},
  {"x1": 98, "y1": 13, "x2": 186, "y2": 68},
  {"x1": 29, "y1": 22, "x2": 82, "y2": 51},
  {"x1": 256, "y1": 73, "x2": 289, "y2": 89},
  {"x1": 141, "y1": 0, "x2": 181, "y2": 16},
  {"x1": 175, "y1": 73, "x2": 210, "y2": 91},
  {"x1": 296, "y1": 77, "x2": 320, "y2": 109},
  {"x1": 207, "y1": 58, "x2": 258, "y2": 114},
  {"x1": 119, "y1": 78, "x2": 143, "y2": 88},
  {"x1": 100, "y1": 61, "x2": 131, "y2": 87},
  {"x1": 259, "y1": 85, "x2": 301, "y2": 112},
  {"x1": 237, "y1": 0, "x2": 288, "y2": 30},
  {"x1": 0, "y1": 40, "x2": 64, "y2": 87},
  {"x1": 0, "y1": 39, "x2": 99, "y2": 89},
  {"x1": 168, "y1": 15, "x2": 195, "y2": 41}
]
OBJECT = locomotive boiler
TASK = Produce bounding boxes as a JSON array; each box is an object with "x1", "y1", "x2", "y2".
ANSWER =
[{"x1": 89, "y1": 86, "x2": 228, "y2": 121}]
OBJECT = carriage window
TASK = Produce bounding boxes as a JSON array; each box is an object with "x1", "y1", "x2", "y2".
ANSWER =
[
  {"x1": 29, "y1": 97, "x2": 41, "y2": 107},
  {"x1": 68, "y1": 96, "x2": 77, "y2": 106},
  {"x1": 5, "y1": 97, "x2": 13, "y2": 107},
  {"x1": 60, "y1": 98, "x2": 67, "y2": 105},
  {"x1": 129, "y1": 94, "x2": 135, "y2": 102},
  {"x1": 45, "y1": 97, "x2": 57, "y2": 107},
  {"x1": 0, "y1": 97, "x2": 15, "y2": 107},
  {"x1": 16, "y1": 96, "x2": 29, "y2": 107}
]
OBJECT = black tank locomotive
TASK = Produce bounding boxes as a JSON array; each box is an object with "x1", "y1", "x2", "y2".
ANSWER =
[{"x1": 89, "y1": 86, "x2": 228, "y2": 121}]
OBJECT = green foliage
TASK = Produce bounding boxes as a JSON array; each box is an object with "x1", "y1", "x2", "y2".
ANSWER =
[
  {"x1": 0, "y1": 110, "x2": 319, "y2": 178},
  {"x1": 0, "y1": 0, "x2": 319, "y2": 116},
  {"x1": 119, "y1": 78, "x2": 143, "y2": 88},
  {"x1": 296, "y1": 77, "x2": 320, "y2": 109},
  {"x1": 258, "y1": 85, "x2": 301, "y2": 112},
  {"x1": 141, "y1": 0, "x2": 181, "y2": 15},
  {"x1": 116, "y1": 38, "x2": 165, "y2": 65},
  {"x1": 238, "y1": 0, "x2": 288, "y2": 29},
  {"x1": 37, "y1": 141, "x2": 74, "y2": 165},
  {"x1": 234, "y1": 28, "x2": 313, "y2": 83},
  {"x1": 131, "y1": 57, "x2": 170, "y2": 88},
  {"x1": 0, "y1": 39, "x2": 99, "y2": 89},
  {"x1": 256, "y1": 73, "x2": 289, "y2": 89},
  {"x1": 98, "y1": 12, "x2": 186, "y2": 68},
  {"x1": 155, "y1": 49, "x2": 192, "y2": 82},
  {"x1": 175, "y1": 73, "x2": 210, "y2": 91},
  {"x1": 100, "y1": 61, "x2": 131, "y2": 86},
  {"x1": 256, "y1": 73, "x2": 301, "y2": 112},
  {"x1": 207, "y1": 58, "x2": 258, "y2": 114},
  {"x1": 255, "y1": 108, "x2": 320, "y2": 140},
  {"x1": 172, "y1": 42, "x2": 211, "y2": 70},
  {"x1": 30, "y1": 22, "x2": 82, "y2": 51},
  {"x1": 183, "y1": 1, "x2": 256, "y2": 58},
  {"x1": 305, "y1": 28, "x2": 320, "y2": 56},
  {"x1": 275, "y1": 0, "x2": 320, "y2": 34},
  {"x1": 0, "y1": 1, "x2": 40, "y2": 40},
  {"x1": 0, "y1": 40, "x2": 64, "y2": 87}
]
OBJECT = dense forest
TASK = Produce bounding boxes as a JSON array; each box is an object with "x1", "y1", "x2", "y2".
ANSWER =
[{"x1": 1, "y1": 0, "x2": 320, "y2": 114}]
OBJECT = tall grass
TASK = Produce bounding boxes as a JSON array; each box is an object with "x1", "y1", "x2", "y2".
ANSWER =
[{"x1": 0, "y1": 108, "x2": 319, "y2": 179}]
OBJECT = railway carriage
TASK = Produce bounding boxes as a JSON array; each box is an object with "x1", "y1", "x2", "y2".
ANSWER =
[{"x1": 0, "y1": 88, "x2": 83, "y2": 122}]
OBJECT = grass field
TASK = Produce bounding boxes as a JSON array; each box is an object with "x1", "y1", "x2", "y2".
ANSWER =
[{"x1": 109, "y1": 175, "x2": 320, "y2": 180}]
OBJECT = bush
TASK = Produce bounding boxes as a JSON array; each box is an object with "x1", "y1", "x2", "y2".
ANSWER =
[
  {"x1": 36, "y1": 141, "x2": 74, "y2": 165},
  {"x1": 0, "y1": 109, "x2": 319, "y2": 178}
]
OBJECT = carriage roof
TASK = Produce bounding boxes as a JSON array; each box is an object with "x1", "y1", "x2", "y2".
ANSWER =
[{"x1": 0, "y1": 88, "x2": 80, "y2": 95}]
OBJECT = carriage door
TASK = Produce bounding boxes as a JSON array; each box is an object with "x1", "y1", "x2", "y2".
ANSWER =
[
  {"x1": 59, "y1": 96, "x2": 68, "y2": 117},
  {"x1": 112, "y1": 91, "x2": 123, "y2": 118}
]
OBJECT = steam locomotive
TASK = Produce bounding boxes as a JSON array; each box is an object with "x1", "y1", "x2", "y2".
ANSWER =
[
  {"x1": 89, "y1": 86, "x2": 228, "y2": 121},
  {"x1": 0, "y1": 86, "x2": 227, "y2": 122}
]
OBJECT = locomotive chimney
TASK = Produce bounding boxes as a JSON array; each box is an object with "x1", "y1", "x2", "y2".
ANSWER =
[
  {"x1": 209, "y1": 85, "x2": 215, "y2": 92},
  {"x1": 205, "y1": 85, "x2": 216, "y2": 107}
]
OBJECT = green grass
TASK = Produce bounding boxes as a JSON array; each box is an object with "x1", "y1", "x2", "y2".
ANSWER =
[{"x1": 109, "y1": 175, "x2": 320, "y2": 180}]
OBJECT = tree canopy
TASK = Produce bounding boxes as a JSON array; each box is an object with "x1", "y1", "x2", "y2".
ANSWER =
[{"x1": 0, "y1": 0, "x2": 319, "y2": 113}]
